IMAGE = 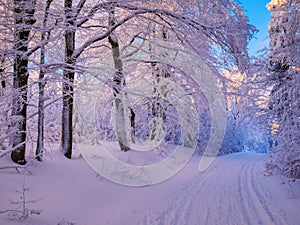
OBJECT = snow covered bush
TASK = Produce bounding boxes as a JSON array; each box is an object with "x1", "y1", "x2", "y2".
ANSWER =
[
  {"x1": 265, "y1": 0, "x2": 300, "y2": 178},
  {"x1": 0, "y1": 87, "x2": 23, "y2": 153},
  {"x1": 218, "y1": 110, "x2": 270, "y2": 155}
]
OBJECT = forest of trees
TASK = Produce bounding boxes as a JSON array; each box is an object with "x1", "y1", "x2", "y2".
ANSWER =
[{"x1": 0, "y1": 0, "x2": 299, "y2": 178}]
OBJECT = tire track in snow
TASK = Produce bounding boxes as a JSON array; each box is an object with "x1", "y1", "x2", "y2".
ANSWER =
[
  {"x1": 238, "y1": 157, "x2": 287, "y2": 225},
  {"x1": 247, "y1": 160, "x2": 287, "y2": 224},
  {"x1": 154, "y1": 172, "x2": 210, "y2": 225},
  {"x1": 140, "y1": 163, "x2": 227, "y2": 225},
  {"x1": 238, "y1": 157, "x2": 273, "y2": 225},
  {"x1": 139, "y1": 153, "x2": 290, "y2": 225}
]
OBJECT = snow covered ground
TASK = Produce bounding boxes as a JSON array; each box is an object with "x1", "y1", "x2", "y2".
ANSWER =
[{"x1": 0, "y1": 145, "x2": 299, "y2": 225}]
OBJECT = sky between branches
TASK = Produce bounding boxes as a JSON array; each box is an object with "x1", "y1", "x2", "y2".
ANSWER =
[{"x1": 239, "y1": 0, "x2": 271, "y2": 56}]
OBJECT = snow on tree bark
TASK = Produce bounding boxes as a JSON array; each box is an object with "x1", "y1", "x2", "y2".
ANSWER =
[
  {"x1": 61, "y1": 0, "x2": 76, "y2": 159},
  {"x1": 11, "y1": 0, "x2": 36, "y2": 165},
  {"x1": 108, "y1": 6, "x2": 130, "y2": 152},
  {"x1": 36, "y1": 0, "x2": 53, "y2": 161}
]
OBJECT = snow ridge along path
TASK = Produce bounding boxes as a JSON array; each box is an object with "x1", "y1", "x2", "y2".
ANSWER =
[{"x1": 139, "y1": 153, "x2": 300, "y2": 225}]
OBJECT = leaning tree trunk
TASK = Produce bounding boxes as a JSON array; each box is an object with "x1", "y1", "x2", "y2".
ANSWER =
[
  {"x1": 36, "y1": 0, "x2": 53, "y2": 161},
  {"x1": 108, "y1": 7, "x2": 131, "y2": 151},
  {"x1": 11, "y1": 0, "x2": 36, "y2": 165},
  {"x1": 61, "y1": 0, "x2": 75, "y2": 159}
]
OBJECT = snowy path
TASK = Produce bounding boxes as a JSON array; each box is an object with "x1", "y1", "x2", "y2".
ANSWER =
[
  {"x1": 139, "y1": 153, "x2": 300, "y2": 225},
  {"x1": 0, "y1": 152, "x2": 299, "y2": 225}
]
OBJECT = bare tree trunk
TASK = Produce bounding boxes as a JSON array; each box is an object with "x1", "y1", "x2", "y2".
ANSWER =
[
  {"x1": 0, "y1": 55, "x2": 7, "y2": 150},
  {"x1": 36, "y1": 0, "x2": 53, "y2": 161},
  {"x1": 11, "y1": 0, "x2": 36, "y2": 165},
  {"x1": 0, "y1": 81, "x2": 5, "y2": 89},
  {"x1": 0, "y1": 55, "x2": 6, "y2": 95},
  {"x1": 61, "y1": 0, "x2": 75, "y2": 159},
  {"x1": 108, "y1": 7, "x2": 131, "y2": 151},
  {"x1": 129, "y1": 108, "x2": 135, "y2": 143}
]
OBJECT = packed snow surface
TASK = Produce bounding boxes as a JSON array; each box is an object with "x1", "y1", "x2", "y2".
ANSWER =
[{"x1": 0, "y1": 146, "x2": 299, "y2": 225}]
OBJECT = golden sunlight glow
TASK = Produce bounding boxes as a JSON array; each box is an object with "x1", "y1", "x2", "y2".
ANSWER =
[
  {"x1": 266, "y1": 0, "x2": 287, "y2": 10},
  {"x1": 271, "y1": 121, "x2": 279, "y2": 135},
  {"x1": 222, "y1": 70, "x2": 245, "y2": 111}
]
